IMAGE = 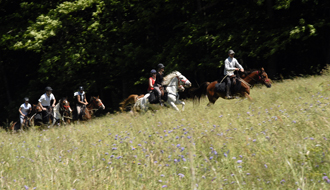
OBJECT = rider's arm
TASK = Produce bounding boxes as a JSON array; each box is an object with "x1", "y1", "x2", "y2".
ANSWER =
[
  {"x1": 18, "y1": 107, "x2": 25, "y2": 116},
  {"x1": 149, "y1": 78, "x2": 154, "y2": 88},
  {"x1": 234, "y1": 59, "x2": 244, "y2": 71},
  {"x1": 38, "y1": 101, "x2": 46, "y2": 110},
  {"x1": 52, "y1": 98, "x2": 56, "y2": 107},
  {"x1": 84, "y1": 96, "x2": 88, "y2": 104}
]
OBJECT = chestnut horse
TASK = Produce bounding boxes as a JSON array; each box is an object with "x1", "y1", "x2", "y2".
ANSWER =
[
  {"x1": 119, "y1": 94, "x2": 145, "y2": 112},
  {"x1": 80, "y1": 96, "x2": 105, "y2": 120},
  {"x1": 192, "y1": 68, "x2": 272, "y2": 106}
]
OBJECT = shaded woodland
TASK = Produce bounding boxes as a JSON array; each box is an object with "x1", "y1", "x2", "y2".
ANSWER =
[{"x1": 0, "y1": 0, "x2": 329, "y2": 125}]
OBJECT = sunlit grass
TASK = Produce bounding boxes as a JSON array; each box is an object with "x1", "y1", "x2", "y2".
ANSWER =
[{"x1": 1, "y1": 74, "x2": 330, "y2": 189}]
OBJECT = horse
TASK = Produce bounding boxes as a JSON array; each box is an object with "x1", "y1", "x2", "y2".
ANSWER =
[
  {"x1": 134, "y1": 71, "x2": 192, "y2": 112},
  {"x1": 119, "y1": 94, "x2": 144, "y2": 112},
  {"x1": 10, "y1": 104, "x2": 43, "y2": 131},
  {"x1": 79, "y1": 96, "x2": 105, "y2": 120},
  {"x1": 54, "y1": 97, "x2": 72, "y2": 125},
  {"x1": 191, "y1": 67, "x2": 272, "y2": 106}
]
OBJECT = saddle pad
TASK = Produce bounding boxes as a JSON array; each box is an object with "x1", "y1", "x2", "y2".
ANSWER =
[{"x1": 215, "y1": 82, "x2": 226, "y2": 93}]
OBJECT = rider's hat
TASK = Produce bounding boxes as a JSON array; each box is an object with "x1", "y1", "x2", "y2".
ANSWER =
[
  {"x1": 45, "y1": 86, "x2": 53, "y2": 91},
  {"x1": 228, "y1": 50, "x2": 235, "y2": 54},
  {"x1": 157, "y1": 63, "x2": 165, "y2": 69},
  {"x1": 150, "y1": 69, "x2": 157, "y2": 74},
  {"x1": 79, "y1": 86, "x2": 84, "y2": 91},
  {"x1": 24, "y1": 97, "x2": 29, "y2": 102}
]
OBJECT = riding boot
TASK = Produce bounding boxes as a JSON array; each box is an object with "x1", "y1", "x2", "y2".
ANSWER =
[{"x1": 226, "y1": 85, "x2": 232, "y2": 99}]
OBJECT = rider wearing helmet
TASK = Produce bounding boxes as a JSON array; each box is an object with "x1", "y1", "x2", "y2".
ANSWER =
[
  {"x1": 74, "y1": 86, "x2": 88, "y2": 120},
  {"x1": 224, "y1": 50, "x2": 244, "y2": 99},
  {"x1": 38, "y1": 86, "x2": 56, "y2": 124},
  {"x1": 148, "y1": 69, "x2": 157, "y2": 92},
  {"x1": 154, "y1": 63, "x2": 165, "y2": 106},
  {"x1": 18, "y1": 97, "x2": 32, "y2": 127}
]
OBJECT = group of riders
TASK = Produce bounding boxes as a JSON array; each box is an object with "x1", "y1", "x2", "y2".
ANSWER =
[
  {"x1": 18, "y1": 86, "x2": 88, "y2": 128},
  {"x1": 147, "y1": 49, "x2": 244, "y2": 101},
  {"x1": 18, "y1": 49, "x2": 244, "y2": 127}
]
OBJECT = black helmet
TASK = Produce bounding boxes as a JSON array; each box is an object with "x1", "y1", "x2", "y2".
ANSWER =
[
  {"x1": 24, "y1": 97, "x2": 29, "y2": 102},
  {"x1": 45, "y1": 86, "x2": 53, "y2": 91},
  {"x1": 157, "y1": 63, "x2": 165, "y2": 69},
  {"x1": 79, "y1": 86, "x2": 84, "y2": 91}
]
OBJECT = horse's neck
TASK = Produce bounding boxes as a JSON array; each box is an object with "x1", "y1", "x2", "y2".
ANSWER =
[
  {"x1": 243, "y1": 71, "x2": 259, "y2": 85},
  {"x1": 167, "y1": 77, "x2": 178, "y2": 94}
]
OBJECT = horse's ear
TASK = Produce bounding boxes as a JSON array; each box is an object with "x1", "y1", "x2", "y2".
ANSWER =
[
  {"x1": 261, "y1": 67, "x2": 264, "y2": 71},
  {"x1": 97, "y1": 95, "x2": 99, "y2": 98}
]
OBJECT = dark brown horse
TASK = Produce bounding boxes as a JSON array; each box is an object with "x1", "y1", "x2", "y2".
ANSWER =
[
  {"x1": 192, "y1": 68, "x2": 272, "y2": 106},
  {"x1": 81, "y1": 96, "x2": 105, "y2": 120},
  {"x1": 119, "y1": 94, "x2": 145, "y2": 112}
]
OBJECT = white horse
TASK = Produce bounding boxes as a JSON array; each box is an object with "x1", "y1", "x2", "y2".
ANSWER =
[{"x1": 134, "y1": 71, "x2": 191, "y2": 112}]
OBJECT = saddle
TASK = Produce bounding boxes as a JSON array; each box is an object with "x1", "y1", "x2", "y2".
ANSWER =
[
  {"x1": 148, "y1": 87, "x2": 168, "y2": 104},
  {"x1": 215, "y1": 75, "x2": 241, "y2": 94}
]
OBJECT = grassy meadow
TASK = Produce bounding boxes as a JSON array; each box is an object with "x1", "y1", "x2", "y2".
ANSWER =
[{"x1": 1, "y1": 73, "x2": 330, "y2": 189}]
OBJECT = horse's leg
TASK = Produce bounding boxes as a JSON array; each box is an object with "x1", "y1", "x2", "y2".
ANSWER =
[{"x1": 175, "y1": 98, "x2": 185, "y2": 111}]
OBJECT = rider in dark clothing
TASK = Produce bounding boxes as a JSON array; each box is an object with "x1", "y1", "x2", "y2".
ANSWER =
[{"x1": 154, "y1": 63, "x2": 165, "y2": 106}]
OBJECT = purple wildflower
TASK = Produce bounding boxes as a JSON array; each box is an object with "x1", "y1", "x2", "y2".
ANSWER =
[
  {"x1": 24, "y1": 186, "x2": 29, "y2": 190},
  {"x1": 224, "y1": 153, "x2": 227, "y2": 157},
  {"x1": 264, "y1": 164, "x2": 268, "y2": 168},
  {"x1": 162, "y1": 185, "x2": 167, "y2": 188},
  {"x1": 237, "y1": 160, "x2": 242, "y2": 163},
  {"x1": 178, "y1": 173, "x2": 185, "y2": 178}
]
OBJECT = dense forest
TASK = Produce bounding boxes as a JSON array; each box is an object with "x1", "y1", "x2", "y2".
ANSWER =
[{"x1": 0, "y1": 0, "x2": 329, "y2": 125}]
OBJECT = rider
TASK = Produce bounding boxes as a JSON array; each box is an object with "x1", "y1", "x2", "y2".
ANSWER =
[
  {"x1": 148, "y1": 69, "x2": 157, "y2": 92},
  {"x1": 154, "y1": 63, "x2": 165, "y2": 106},
  {"x1": 224, "y1": 50, "x2": 244, "y2": 99},
  {"x1": 38, "y1": 86, "x2": 56, "y2": 124},
  {"x1": 75, "y1": 86, "x2": 88, "y2": 120},
  {"x1": 18, "y1": 97, "x2": 32, "y2": 127}
]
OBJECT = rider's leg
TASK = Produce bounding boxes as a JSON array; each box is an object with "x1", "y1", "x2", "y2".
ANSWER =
[
  {"x1": 226, "y1": 76, "x2": 232, "y2": 99},
  {"x1": 154, "y1": 86, "x2": 163, "y2": 106},
  {"x1": 42, "y1": 106, "x2": 50, "y2": 124}
]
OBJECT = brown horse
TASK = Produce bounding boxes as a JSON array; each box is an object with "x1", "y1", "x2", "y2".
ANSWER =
[
  {"x1": 10, "y1": 104, "x2": 43, "y2": 131},
  {"x1": 192, "y1": 68, "x2": 272, "y2": 106},
  {"x1": 81, "y1": 96, "x2": 105, "y2": 120},
  {"x1": 119, "y1": 94, "x2": 145, "y2": 112}
]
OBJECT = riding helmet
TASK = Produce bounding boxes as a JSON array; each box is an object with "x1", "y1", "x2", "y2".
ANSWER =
[
  {"x1": 45, "y1": 86, "x2": 53, "y2": 91},
  {"x1": 24, "y1": 97, "x2": 29, "y2": 102},
  {"x1": 228, "y1": 50, "x2": 235, "y2": 54},
  {"x1": 150, "y1": 69, "x2": 156, "y2": 74},
  {"x1": 157, "y1": 63, "x2": 165, "y2": 69},
  {"x1": 79, "y1": 86, "x2": 84, "y2": 91}
]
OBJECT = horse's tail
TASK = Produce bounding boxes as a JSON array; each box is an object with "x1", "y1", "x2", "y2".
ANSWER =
[
  {"x1": 190, "y1": 82, "x2": 210, "y2": 103},
  {"x1": 119, "y1": 94, "x2": 139, "y2": 112}
]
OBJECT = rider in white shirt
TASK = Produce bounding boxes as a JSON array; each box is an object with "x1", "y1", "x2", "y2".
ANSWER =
[
  {"x1": 224, "y1": 50, "x2": 244, "y2": 99},
  {"x1": 18, "y1": 97, "x2": 32, "y2": 126},
  {"x1": 74, "y1": 86, "x2": 88, "y2": 120},
  {"x1": 38, "y1": 86, "x2": 56, "y2": 124}
]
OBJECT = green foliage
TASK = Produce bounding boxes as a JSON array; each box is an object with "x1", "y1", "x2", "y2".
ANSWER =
[{"x1": 0, "y1": 0, "x2": 330, "y2": 124}]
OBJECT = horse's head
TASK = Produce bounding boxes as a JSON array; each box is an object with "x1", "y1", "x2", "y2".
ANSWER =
[
  {"x1": 90, "y1": 96, "x2": 105, "y2": 110},
  {"x1": 177, "y1": 72, "x2": 191, "y2": 88},
  {"x1": 60, "y1": 98, "x2": 72, "y2": 113},
  {"x1": 257, "y1": 68, "x2": 272, "y2": 88},
  {"x1": 33, "y1": 104, "x2": 42, "y2": 113}
]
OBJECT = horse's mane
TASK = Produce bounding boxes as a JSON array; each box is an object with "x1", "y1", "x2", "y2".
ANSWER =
[{"x1": 162, "y1": 71, "x2": 181, "y2": 86}]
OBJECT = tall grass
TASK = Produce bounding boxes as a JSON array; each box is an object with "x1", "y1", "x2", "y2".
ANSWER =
[{"x1": 1, "y1": 73, "x2": 330, "y2": 189}]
